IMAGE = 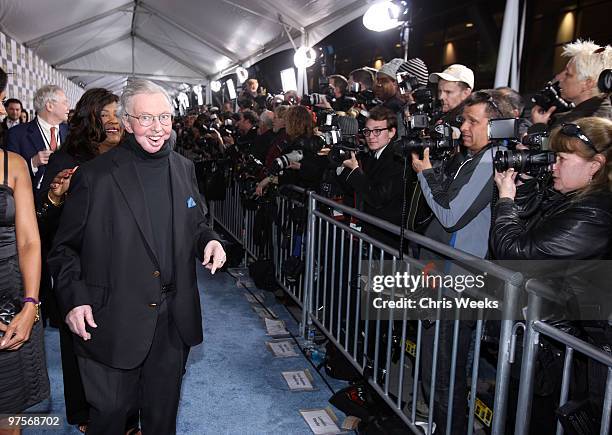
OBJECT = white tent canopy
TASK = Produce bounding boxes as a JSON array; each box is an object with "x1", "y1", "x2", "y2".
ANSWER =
[{"x1": 0, "y1": 0, "x2": 370, "y2": 95}]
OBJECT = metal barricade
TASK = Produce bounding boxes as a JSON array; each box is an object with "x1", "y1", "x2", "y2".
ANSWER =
[
  {"x1": 514, "y1": 279, "x2": 612, "y2": 435},
  {"x1": 271, "y1": 185, "x2": 307, "y2": 308},
  {"x1": 302, "y1": 191, "x2": 524, "y2": 435}
]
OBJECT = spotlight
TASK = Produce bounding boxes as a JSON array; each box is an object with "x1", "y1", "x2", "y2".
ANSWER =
[
  {"x1": 363, "y1": 1, "x2": 402, "y2": 32},
  {"x1": 210, "y1": 80, "x2": 222, "y2": 92},
  {"x1": 236, "y1": 67, "x2": 248, "y2": 84},
  {"x1": 293, "y1": 46, "x2": 316, "y2": 69}
]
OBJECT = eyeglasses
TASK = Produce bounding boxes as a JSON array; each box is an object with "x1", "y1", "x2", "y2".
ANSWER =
[
  {"x1": 473, "y1": 91, "x2": 503, "y2": 117},
  {"x1": 124, "y1": 112, "x2": 173, "y2": 127},
  {"x1": 363, "y1": 128, "x2": 389, "y2": 137},
  {"x1": 561, "y1": 123, "x2": 597, "y2": 152}
]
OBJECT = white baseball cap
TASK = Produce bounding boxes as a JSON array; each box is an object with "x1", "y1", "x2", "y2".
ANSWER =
[{"x1": 429, "y1": 64, "x2": 474, "y2": 89}]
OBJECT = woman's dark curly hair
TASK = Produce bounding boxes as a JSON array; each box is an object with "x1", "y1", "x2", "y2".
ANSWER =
[
  {"x1": 0, "y1": 67, "x2": 8, "y2": 93},
  {"x1": 63, "y1": 88, "x2": 119, "y2": 160}
]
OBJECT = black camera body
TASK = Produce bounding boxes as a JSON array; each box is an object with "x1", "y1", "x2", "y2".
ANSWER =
[
  {"x1": 394, "y1": 122, "x2": 456, "y2": 158},
  {"x1": 531, "y1": 81, "x2": 575, "y2": 113}
]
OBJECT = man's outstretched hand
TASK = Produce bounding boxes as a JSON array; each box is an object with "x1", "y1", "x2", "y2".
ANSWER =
[{"x1": 202, "y1": 240, "x2": 226, "y2": 275}]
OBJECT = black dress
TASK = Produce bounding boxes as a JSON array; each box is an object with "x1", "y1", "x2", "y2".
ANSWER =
[{"x1": 0, "y1": 148, "x2": 50, "y2": 413}]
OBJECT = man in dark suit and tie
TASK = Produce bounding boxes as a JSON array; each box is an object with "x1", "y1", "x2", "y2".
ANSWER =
[
  {"x1": 48, "y1": 79, "x2": 226, "y2": 435},
  {"x1": 5, "y1": 85, "x2": 69, "y2": 188}
]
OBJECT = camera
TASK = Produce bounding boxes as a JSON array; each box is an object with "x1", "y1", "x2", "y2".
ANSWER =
[
  {"x1": 328, "y1": 143, "x2": 367, "y2": 165},
  {"x1": 394, "y1": 122, "x2": 456, "y2": 158},
  {"x1": 493, "y1": 149, "x2": 556, "y2": 176},
  {"x1": 348, "y1": 83, "x2": 380, "y2": 109},
  {"x1": 488, "y1": 118, "x2": 520, "y2": 141},
  {"x1": 396, "y1": 71, "x2": 420, "y2": 95},
  {"x1": 271, "y1": 150, "x2": 304, "y2": 175},
  {"x1": 531, "y1": 81, "x2": 575, "y2": 113},
  {"x1": 522, "y1": 131, "x2": 550, "y2": 150}
]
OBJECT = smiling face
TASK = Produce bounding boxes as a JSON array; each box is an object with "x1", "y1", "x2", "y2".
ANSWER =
[
  {"x1": 99, "y1": 101, "x2": 123, "y2": 147},
  {"x1": 123, "y1": 93, "x2": 173, "y2": 153}
]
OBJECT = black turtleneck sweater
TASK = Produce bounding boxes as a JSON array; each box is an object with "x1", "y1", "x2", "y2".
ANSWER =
[{"x1": 124, "y1": 134, "x2": 174, "y2": 285}]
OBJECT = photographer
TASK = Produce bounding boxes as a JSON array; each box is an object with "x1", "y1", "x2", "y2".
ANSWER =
[
  {"x1": 235, "y1": 109, "x2": 259, "y2": 152},
  {"x1": 257, "y1": 105, "x2": 325, "y2": 193},
  {"x1": 531, "y1": 40, "x2": 612, "y2": 129},
  {"x1": 492, "y1": 117, "x2": 612, "y2": 429},
  {"x1": 337, "y1": 105, "x2": 409, "y2": 247},
  {"x1": 412, "y1": 90, "x2": 513, "y2": 434},
  {"x1": 429, "y1": 64, "x2": 474, "y2": 129}
]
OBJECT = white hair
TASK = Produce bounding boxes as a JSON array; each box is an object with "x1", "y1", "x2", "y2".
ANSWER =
[
  {"x1": 119, "y1": 79, "x2": 174, "y2": 127},
  {"x1": 33, "y1": 85, "x2": 64, "y2": 113},
  {"x1": 562, "y1": 39, "x2": 612, "y2": 82},
  {"x1": 259, "y1": 110, "x2": 274, "y2": 130}
]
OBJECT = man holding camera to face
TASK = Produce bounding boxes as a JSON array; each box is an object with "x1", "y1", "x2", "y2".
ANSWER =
[{"x1": 411, "y1": 90, "x2": 513, "y2": 434}]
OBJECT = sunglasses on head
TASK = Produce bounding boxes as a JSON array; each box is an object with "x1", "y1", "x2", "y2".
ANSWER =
[
  {"x1": 474, "y1": 91, "x2": 503, "y2": 117},
  {"x1": 560, "y1": 123, "x2": 597, "y2": 152}
]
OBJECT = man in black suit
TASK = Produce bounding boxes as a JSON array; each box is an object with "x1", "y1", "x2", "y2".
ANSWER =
[
  {"x1": 5, "y1": 85, "x2": 69, "y2": 188},
  {"x1": 48, "y1": 79, "x2": 226, "y2": 435},
  {"x1": 0, "y1": 98, "x2": 23, "y2": 147}
]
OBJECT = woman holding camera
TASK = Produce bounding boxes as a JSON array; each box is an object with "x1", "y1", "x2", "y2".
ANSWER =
[
  {"x1": 492, "y1": 116, "x2": 612, "y2": 430},
  {"x1": 492, "y1": 116, "x2": 612, "y2": 259}
]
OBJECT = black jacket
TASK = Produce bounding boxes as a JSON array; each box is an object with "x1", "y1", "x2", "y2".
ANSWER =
[
  {"x1": 491, "y1": 190, "x2": 612, "y2": 260},
  {"x1": 48, "y1": 139, "x2": 219, "y2": 369},
  {"x1": 338, "y1": 144, "x2": 412, "y2": 247},
  {"x1": 529, "y1": 94, "x2": 612, "y2": 134}
]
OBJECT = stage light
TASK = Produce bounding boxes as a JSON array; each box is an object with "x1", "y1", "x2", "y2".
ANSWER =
[
  {"x1": 236, "y1": 67, "x2": 248, "y2": 84},
  {"x1": 226, "y1": 79, "x2": 236, "y2": 100},
  {"x1": 293, "y1": 46, "x2": 316, "y2": 69},
  {"x1": 210, "y1": 80, "x2": 222, "y2": 92},
  {"x1": 280, "y1": 68, "x2": 297, "y2": 92},
  {"x1": 363, "y1": 1, "x2": 401, "y2": 32}
]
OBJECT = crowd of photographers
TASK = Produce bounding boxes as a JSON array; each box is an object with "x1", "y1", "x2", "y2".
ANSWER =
[{"x1": 173, "y1": 39, "x2": 612, "y2": 432}]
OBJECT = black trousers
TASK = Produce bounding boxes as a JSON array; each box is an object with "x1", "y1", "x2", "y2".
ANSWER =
[{"x1": 77, "y1": 294, "x2": 189, "y2": 435}]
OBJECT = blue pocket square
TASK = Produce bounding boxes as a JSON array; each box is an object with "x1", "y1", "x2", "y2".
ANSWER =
[{"x1": 187, "y1": 197, "x2": 196, "y2": 208}]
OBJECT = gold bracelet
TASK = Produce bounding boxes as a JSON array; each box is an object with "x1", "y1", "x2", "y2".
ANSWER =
[{"x1": 47, "y1": 191, "x2": 64, "y2": 207}]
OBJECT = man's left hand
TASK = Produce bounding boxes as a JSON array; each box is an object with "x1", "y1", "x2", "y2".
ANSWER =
[
  {"x1": 342, "y1": 152, "x2": 359, "y2": 170},
  {"x1": 411, "y1": 148, "x2": 433, "y2": 173},
  {"x1": 202, "y1": 240, "x2": 226, "y2": 275}
]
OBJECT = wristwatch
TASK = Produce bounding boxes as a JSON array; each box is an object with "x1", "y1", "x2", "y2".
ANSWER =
[{"x1": 22, "y1": 297, "x2": 41, "y2": 323}]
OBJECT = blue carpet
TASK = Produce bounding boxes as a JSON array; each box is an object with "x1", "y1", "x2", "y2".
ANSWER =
[{"x1": 24, "y1": 266, "x2": 348, "y2": 434}]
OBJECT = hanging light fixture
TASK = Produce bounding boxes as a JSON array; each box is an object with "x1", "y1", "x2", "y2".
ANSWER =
[
  {"x1": 236, "y1": 66, "x2": 249, "y2": 84},
  {"x1": 362, "y1": 1, "x2": 402, "y2": 32},
  {"x1": 293, "y1": 46, "x2": 317, "y2": 69},
  {"x1": 210, "y1": 80, "x2": 222, "y2": 92}
]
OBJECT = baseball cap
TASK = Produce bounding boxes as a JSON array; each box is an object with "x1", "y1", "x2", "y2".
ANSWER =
[
  {"x1": 377, "y1": 58, "x2": 405, "y2": 80},
  {"x1": 397, "y1": 58, "x2": 429, "y2": 87},
  {"x1": 429, "y1": 64, "x2": 474, "y2": 89}
]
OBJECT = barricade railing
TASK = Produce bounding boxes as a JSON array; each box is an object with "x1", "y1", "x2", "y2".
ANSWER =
[
  {"x1": 301, "y1": 190, "x2": 524, "y2": 435},
  {"x1": 208, "y1": 181, "x2": 307, "y2": 307},
  {"x1": 514, "y1": 279, "x2": 612, "y2": 435},
  {"x1": 208, "y1": 181, "x2": 606, "y2": 434}
]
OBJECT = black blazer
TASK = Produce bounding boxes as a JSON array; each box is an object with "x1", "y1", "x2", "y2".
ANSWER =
[{"x1": 48, "y1": 142, "x2": 219, "y2": 369}]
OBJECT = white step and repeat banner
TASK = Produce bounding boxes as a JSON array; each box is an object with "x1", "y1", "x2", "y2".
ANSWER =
[{"x1": 0, "y1": 31, "x2": 84, "y2": 115}]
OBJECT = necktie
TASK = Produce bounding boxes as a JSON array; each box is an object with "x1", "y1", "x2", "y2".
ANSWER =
[{"x1": 50, "y1": 126, "x2": 58, "y2": 151}]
